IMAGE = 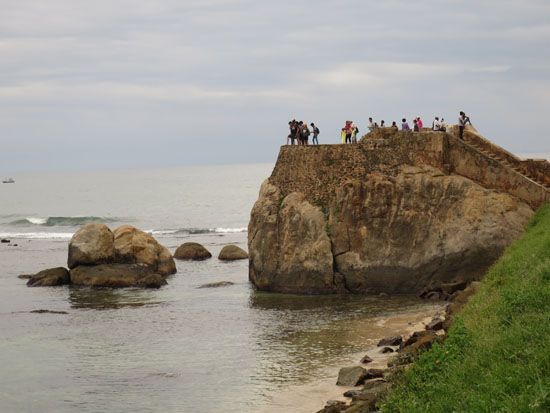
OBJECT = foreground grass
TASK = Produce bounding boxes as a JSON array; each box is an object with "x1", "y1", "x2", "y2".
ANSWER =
[{"x1": 381, "y1": 203, "x2": 550, "y2": 413}]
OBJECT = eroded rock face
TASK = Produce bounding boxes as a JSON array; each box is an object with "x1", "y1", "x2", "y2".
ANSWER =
[
  {"x1": 248, "y1": 165, "x2": 533, "y2": 295},
  {"x1": 113, "y1": 225, "x2": 176, "y2": 276},
  {"x1": 68, "y1": 224, "x2": 115, "y2": 269},
  {"x1": 248, "y1": 181, "x2": 336, "y2": 294}
]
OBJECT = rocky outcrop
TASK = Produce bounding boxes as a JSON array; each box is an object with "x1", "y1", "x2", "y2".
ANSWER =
[
  {"x1": 68, "y1": 223, "x2": 115, "y2": 268},
  {"x1": 249, "y1": 132, "x2": 542, "y2": 295},
  {"x1": 27, "y1": 267, "x2": 70, "y2": 287},
  {"x1": 30, "y1": 224, "x2": 175, "y2": 289},
  {"x1": 218, "y1": 245, "x2": 249, "y2": 261},
  {"x1": 174, "y1": 242, "x2": 212, "y2": 260},
  {"x1": 70, "y1": 264, "x2": 166, "y2": 289}
]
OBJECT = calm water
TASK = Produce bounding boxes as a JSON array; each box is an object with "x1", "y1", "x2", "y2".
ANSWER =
[{"x1": 0, "y1": 164, "x2": 436, "y2": 412}]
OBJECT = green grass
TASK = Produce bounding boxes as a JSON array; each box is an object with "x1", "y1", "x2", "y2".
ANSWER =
[{"x1": 381, "y1": 203, "x2": 550, "y2": 413}]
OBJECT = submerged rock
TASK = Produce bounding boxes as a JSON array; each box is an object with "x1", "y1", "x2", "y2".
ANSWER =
[
  {"x1": 336, "y1": 366, "x2": 368, "y2": 386},
  {"x1": 27, "y1": 267, "x2": 70, "y2": 287},
  {"x1": 70, "y1": 264, "x2": 166, "y2": 288},
  {"x1": 197, "y1": 281, "x2": 235, "y2": 289},
  {"x1": 68, "y1": 223, "x2": 115, "y2": 269},
  {"x1": 1, "y1": 238, "x2": 10, "y2": 243},
  {"x1": 174, "y1": 242, "x2": 212, "y2": 261},
  {"x1": 30, "y1": 309, "x2": 68, "y2": 314},
  {"x1": 218, "y1": 245, "x2": 249, "y2": 261}
]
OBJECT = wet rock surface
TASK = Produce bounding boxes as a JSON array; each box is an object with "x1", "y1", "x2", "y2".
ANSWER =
[{"x1": 27, "y1": 267, "x2": 70, "y2": 287}]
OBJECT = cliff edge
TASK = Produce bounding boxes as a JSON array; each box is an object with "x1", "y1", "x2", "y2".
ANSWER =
[{"x1": 248, "y1": 128, "x2": 549, "y2": 294}]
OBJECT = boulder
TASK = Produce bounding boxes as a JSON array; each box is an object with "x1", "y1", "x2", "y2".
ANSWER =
[
  {"x1": 70, "y1": 264, "x2": 167, "y2": 288},
  {"x1": 316, "y1": 400, "x2": 348, "y2": 413},
  {"x1": 113, "y1": 225, "x2": 176, "y2": 276},
  {"x1": 218, "y1": 245, "x2": 249, "y2": 261},
  {"x1": 1, "y1": 238, "x2": 10, "y2": 243},
  {"x1": 68, "y1": 223, "x2": 115, "y2": 268},
  {"x1": 377, "y1": 336, "x2": 402, "y2": 346},
  {"x1": 336, "y1": 366, "x2": 368, "y2": 386},
  {"x1": 400, "y1": 331, "x2": 439, "y2": 356},
  {"x1": 18, "y1": 274, "x2": 33, "y2": 279},
  {"x1": 380, "y1": 346, "x2": 394, "y2": 354},
  {"x1": 198, "y1": 281, "x2": 235, "y2": 289},
  {"x1": 360, "y1": 355, "x2": 373, "y2": 364},
  {"x1": 248, "y1": 183, "x2": 336, "y2": 294},
  {"x1": 27, "y1": 267, "x2": 70, "y2": 287},
  {"x1": 365, "y1": 368, "x2": 385, "y2": 379},
  {"x1": 174, "y1": 242, "x2": 212, "y2": 261}
]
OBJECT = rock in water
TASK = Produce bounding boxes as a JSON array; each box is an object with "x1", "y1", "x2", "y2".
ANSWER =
[
  {"x1": 68, "y1": 223, "x2": 115, "y2": 269},
  {"x1": 377, "y1": 336, "x2": 403, "y2": 346},
  {"x1": 248, "y1": 140, "x2": 536, "y2": 294},
  {"x1": 70, "y1": 264, "x2": 166, "y2": 288},
  {"x1": 113, "y1": 225, "x2": 176, "y2": 276},
  {"x1": 27, "y1": 267, "x2": 70, "y2": 287},
  {"x1": 336, "y1": 366, "x2": 368, "y2": 386},
  {"x1": 218, "y1": 245, "x2": 249, "y2": 261},
  {"x1": 197, "y1": 281, "x2": 235, "y2": 289},
  {"x1": 174, "y1": 242, "x2": 212, "y2": 260}
]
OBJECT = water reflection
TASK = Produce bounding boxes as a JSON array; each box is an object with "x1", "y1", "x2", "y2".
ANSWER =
[
  {"x1": 68, "y1": 287, "x2": 164, "y2": 310},
  {"x1": 248, "y1": 291, "x2": 431, "y2": 388}
]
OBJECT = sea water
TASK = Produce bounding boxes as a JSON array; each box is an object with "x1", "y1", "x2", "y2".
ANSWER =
[{"x1": 0, "y1": 163, "x2": 437, "y2": 412}]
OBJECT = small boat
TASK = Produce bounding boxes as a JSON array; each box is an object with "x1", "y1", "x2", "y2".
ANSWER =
[{"x1": 2, "y1": 178, "x2": 15, "y2": 184}]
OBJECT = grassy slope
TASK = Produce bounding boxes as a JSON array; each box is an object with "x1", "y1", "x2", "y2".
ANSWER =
[{"x1": 381, "y1": 203, "x2": 550, "y2": 413}]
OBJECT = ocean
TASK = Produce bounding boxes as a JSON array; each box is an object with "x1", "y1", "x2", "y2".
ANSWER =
[{"x1": 0, "y1": 163, "x2": 438, "y2": 412}]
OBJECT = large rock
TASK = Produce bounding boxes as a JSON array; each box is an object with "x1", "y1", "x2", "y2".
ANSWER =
[
  {"x1": 70, "y1": 264, "x2": 166, "y2": 288},
  {"x1": 218, "y1": 245, "x2": 248, "y2": 261},
  {"x1": 68, "y1": 223, "x2": 115, "y2": 269},
  {"x1": 27, "y1": 267, "x2": 70, "y2": 287},
  {"x1": 112, "y1": 225, "x2": 176, "y2": 276},
  {"x1": 336, "y1": 366, "x2": 368, "y2": 386},
  {"x1": 174, "y1": 242, "x2": 212, "y2": 260},
  {"x1": 248, "y1": 162, "x2": 534, "y2": 294},
  {"x1": 248, "y1": 182, "x2": 336, "y2": 294}
]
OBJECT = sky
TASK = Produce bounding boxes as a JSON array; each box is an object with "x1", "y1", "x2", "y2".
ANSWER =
[{"x1": 1, "y1": 0, "x2": 549, "y2": 172}]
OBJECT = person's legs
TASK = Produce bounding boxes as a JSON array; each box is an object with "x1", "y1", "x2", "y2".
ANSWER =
[{"x1": 459, "y1": 126, "x2": 464, "y2": 140}]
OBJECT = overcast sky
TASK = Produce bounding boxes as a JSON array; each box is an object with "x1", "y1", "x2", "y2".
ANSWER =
[{"x1": 1, "y1": 0, "x2": 549, "y2": 172}]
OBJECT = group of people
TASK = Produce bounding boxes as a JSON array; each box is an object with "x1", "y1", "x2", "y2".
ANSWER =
[
  {"x1": 286, "y1": 112, "x2": 471, "y2": 145},
  {"x1": 287, "y1": 119, "x2": 320, "y2": 145},
  {"x1": 340, "y1": 121, "x2": 360, "y2": 144}
]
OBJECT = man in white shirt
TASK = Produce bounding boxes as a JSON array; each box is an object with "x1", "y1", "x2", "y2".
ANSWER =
[{"x1": 432, "y1": 117, "x2": 441, "y2": 131}]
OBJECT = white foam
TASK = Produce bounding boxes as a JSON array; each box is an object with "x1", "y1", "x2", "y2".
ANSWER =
[
  {"x1": 26, "y1": 217, "x2": 47, "y2": 225},
  {"x1": 149, "y1": 229, "x2": 179, "y2": 235},
  {"x1": 0, "y1": 232, "x2": 73, "y2": 240},
  {"x1": 213, "y1": 227, "x2": 247, "y2": 233}
]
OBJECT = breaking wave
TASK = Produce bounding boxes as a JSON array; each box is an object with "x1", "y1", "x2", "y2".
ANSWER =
[
  {"x1": 9, "y1": 216, "x2": 121, "y2": 227},
  {"x1": 150, "y1": 227, "x2": 247, "y2": 235}
]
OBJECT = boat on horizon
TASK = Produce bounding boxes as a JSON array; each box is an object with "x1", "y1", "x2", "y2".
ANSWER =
[{"x1": 2, "y1": 178, "x2": 15, "y2": 184}]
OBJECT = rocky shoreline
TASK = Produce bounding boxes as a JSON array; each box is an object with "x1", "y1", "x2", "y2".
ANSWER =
[{"x1": 315, "y1": 282, "x2": 480, "y2": 413}]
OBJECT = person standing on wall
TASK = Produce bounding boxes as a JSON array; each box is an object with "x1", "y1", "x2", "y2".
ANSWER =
[
  {"x1": 458, "y1": 111, "x2": 471, "y2": 140},
  {"x1": 311, "y1": 123, "x2": 320, "y2": 145}
]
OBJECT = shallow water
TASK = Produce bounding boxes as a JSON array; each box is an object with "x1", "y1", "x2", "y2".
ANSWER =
[{"x1": 0, "y1": 164, "x2": 439, "y2": 412}]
